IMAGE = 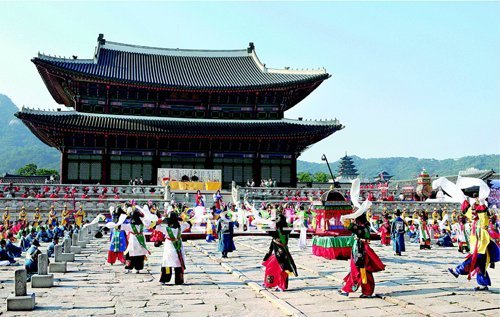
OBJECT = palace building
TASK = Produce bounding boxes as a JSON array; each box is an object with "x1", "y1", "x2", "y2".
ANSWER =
[{"x1": 16, "y1": 34, "x2": 343, "y2": 187}]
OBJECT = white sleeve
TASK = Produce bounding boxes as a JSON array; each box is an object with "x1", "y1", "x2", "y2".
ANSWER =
[
  {"x1": 157, "y1": 224, "x2": 167, "y2": 234},
  {"x1": 120, "y1": 223, "x2": 131, "y2": 232},
  {"x1": 180, "y1": 222, "x2": 190, "y2": 232}
]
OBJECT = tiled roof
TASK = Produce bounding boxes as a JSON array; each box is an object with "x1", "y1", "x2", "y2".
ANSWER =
[
  {"x1": 33, "y1": 37, "x2": 329, "y2": 90},
  {"x1": 15, "y1": 109, "x2": 343, "y2": 139}
]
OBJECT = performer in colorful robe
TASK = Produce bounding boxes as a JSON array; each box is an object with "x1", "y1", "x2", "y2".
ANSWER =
[
  {"x1": 488, "y1": 214, "x2": 499, "y2": 244},
  {"x1": 48, "y1": 206, "x2": 58, "y2": 226},
  {"x1": 61, "y1": 205, "x2": 70, "y2": 226},
  {"x1": 195, "y1": 190, "x2": 204, "y2": 207},
  {"x1": 120, "y1": 205, "x2": 156, "y2": 273},
  {"x1": 391, "y1": 209, "x2": 406, "y2": 256},
  {"x1": 378, "y1": 212, "x2": 391, "y2": 246},
  {"x1": 418, "y1": 212, "x2": 432, "y2": 250},
  {"x1": 217, "y1": 211, "x2": 237, "y2": 258},
  {"x1": 340, "y1": 204, "x2": 385, "y2": 297},
  {"x1": 107, "y1": 206, "x2": 127, "y2": 265},
  {"x1": 214, "y1": 190, "x2": 223, "y2": 211},
  {"x1": 448, "y1": 208, "x2": 500, "y2": 291},
  {"x1": 205, "y1": 207, "x2": 216, "y2": 242},
  {"x1": 2, "y1": 208, "x2": 10, "y2": 227},
  {"x1": 74, "y1": 205, "x2": 86, "y2": 228},
  {"x1": 33, "y1": 207, "x2": 42, "y2": 227},
  {"x1": 18, "y1": 207, "x2": 27, "y2": 226},
  {"x1": 452, "y1": 216, "x2": 470, "y2": 253},
  {"x1": 157, "y1": 212, "x2": 190, "y2": 285},
  {"x1": 262, "y1": 214, "x2": 297, "y2": 292}
]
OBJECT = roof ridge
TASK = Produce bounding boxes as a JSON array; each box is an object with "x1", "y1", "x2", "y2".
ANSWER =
[{"x1": 103, "y1": 41, "x2": 250, "y2": 58}]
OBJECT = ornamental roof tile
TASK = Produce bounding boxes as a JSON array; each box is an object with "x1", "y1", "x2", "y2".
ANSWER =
[{"x1": 34, "y1": 36, "x2": 329, "y2": 90}]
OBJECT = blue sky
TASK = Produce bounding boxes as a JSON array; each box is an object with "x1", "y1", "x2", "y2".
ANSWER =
[{"x1": 0, "y1": 1, "x2": 498, "y2": 163}]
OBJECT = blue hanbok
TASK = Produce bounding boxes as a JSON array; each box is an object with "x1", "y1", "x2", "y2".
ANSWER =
[
  {"x1": 217, "y1": 218, "x2": 237, "y2": 257},
  {"x1": 391, "y1": 216, "x2": 406, "y2": 255},
  {"x1": 6, "y1": 240, "x2": 22, "y2": 258}
]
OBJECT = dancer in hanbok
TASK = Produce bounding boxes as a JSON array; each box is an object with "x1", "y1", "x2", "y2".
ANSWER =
[
  {"x1": 195, "y1": 190, "x2": 204, "y2": 207},
  {"x1": 157, "y1": 212, "x2": 190, "y2": 285},
  {"x1": 339, "y1": 207, "x2": 385, "y2": 297},
  {"x1": 107, "y1": 206, "x2": 127, "y2": 265},
  {"x1": 262, "y1": 214, "x2": 297, "y2": 291},
  {"x1": 448, "y1": 207, "x2": 500, "y2": 291},
  {"x1": 391, "y1": 209, "x2": 406, "y2": 255},
  {"x1": 217, "y1": 211, "x2": 237, "y2": 258},
  {"x1": 488, "y1": 214, "x2": 499, "y2": 244},
  {"x1": 378, "y1": 212, "x2": 391, "y2": 246},
  {"x1": 119, "y1": 204, "x2": 157, "y2": 273},
  {"x1": 292, "y1": 214, "x2": 307, "y2": 250},
  {"x1": 452, "y1": 216, "x2": 470, "y2": 253},
  {"x1": 205, "y1": 207, "x2": 216, "y2": 242},
  {"x1": 214, "y1": 190, "x2": 223, "y2": 211},
  {"x1": 339, "y1": 179, "x2": 385, "y2": 298},
  {"x1": 418, "y1": 212, "x2": 432, "y2": 250}
]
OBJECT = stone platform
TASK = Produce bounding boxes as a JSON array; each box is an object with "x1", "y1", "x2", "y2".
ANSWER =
[{"x1": 0, "y1": 235, "x2": 497, "y2": 316}]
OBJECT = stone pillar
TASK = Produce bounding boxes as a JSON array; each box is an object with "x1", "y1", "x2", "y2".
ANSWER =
[
  {"x1": 76, "y1": 231, "x2": 87, "y2": 248},
  {"x1": 63, "y1": 238, "x2": 71, "y2": 253},
  {"x1": 71, "y1": 233, "x2": 82, "y2": 254},
  {"x1": 49, "y1": 245, "x2": 67, "y2": 273},
  {"x1": 54, "y1": 245, "x2": 63, "y2": 263},
  {"x1": 38, "y1": 254, "x2": 48, "y2": 275},
  {"x1": 31, "y1": 254, "x2": 54, "y2": 288},
  {"x1": 60, "y1": 238, "x2": 75, "y2": 262},
  {"x1": 15, "y1": 270, "x2": 26, "y2": 296},
  {"x1": 6, "y1": 269, "x2": 35, "y2": 311}
]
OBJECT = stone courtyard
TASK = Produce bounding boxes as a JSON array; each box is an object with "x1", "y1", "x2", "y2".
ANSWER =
[{"x1": 0, "y1": 234, "x2": 498, "y2": 317}]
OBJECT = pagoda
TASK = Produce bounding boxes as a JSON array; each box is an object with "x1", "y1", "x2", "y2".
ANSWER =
[
  {"x1": 16, "y1": 34, "x2": 343, "y2": 186},
  {"x1": 337, "y1": 154, "x2": 358, "y2": 180}
]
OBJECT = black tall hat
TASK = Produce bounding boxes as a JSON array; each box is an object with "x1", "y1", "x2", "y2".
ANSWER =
[
  {"x1": 275, "y1": 213, "x2": 287, "y2": 229},
  {"x1": 130, "y1": 207, "x2": 143, "y2": 225},
  {"x1": 165, "y1": 212, "x2": 180, "y2": 228}
]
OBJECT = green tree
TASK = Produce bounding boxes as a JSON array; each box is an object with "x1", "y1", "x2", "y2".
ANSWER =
[
  {"x1": 16, "y1": 163, "x2": 59, "y2": 176},
  {"x1": 17, "y1": 163, "x2": 38, "y2": 176},
  {"x1": 297, "y1": 172, "x2": 313, "y2": 182},
  {"x1": 313, "y1": 172, "x2": 330, "y2": 182},
  {"x1": 36, "y1": 168, "x2": 59, "y2": 176}
]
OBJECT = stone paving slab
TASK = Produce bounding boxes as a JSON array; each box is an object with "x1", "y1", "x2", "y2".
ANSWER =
[{"x1": 0, "y1": 234, "x2": 498, "y2": 316}]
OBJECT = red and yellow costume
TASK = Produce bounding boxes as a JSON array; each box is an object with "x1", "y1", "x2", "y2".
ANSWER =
[
  {"x1": 341, "y1": 215, "x2": 385, "y2": 297},
  {"x1": 74, "y1": 206, "x2": 86, "y2": 227}
]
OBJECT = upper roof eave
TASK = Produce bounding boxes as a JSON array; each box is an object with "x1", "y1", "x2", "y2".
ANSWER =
[
  {"x1": 33, "y1": 57, "x2": 330, "y2": 91},
  {"x1": 17, "y1": 108, "x2": 343, "y2": 127}
]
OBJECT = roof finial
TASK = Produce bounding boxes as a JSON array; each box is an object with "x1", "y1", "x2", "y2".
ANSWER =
[
  {"x1": 247, "y1": 42, "x2": 254, "y2": 53},
  {"x1": 98, "y1": 33, "x2": 106, "y2": 45}
]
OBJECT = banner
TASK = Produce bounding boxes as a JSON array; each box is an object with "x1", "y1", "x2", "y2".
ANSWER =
[{"x1": 157, "y1": 168, "x2": 222, "y2": 186}]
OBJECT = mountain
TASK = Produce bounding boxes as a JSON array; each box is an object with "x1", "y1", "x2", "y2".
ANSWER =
[
  {"x1": 1, "y1": 93, "x2": 498, "y2": 180},
  {"x1": 0, "y1": 94, "x2": 59, "y2": 174},
  {"x1": 297, "y1": 155, "x2": 500, "y2": 180}
]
